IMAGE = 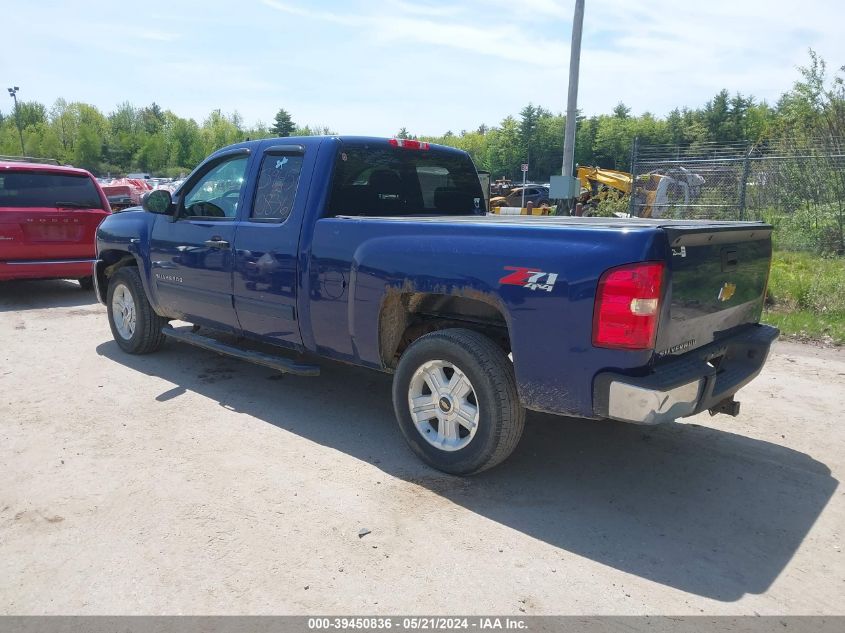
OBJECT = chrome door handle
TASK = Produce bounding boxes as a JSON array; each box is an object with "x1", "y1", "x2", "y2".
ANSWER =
[{"x1": 204, "y1": 238, "x2": 230, "y2": 249}]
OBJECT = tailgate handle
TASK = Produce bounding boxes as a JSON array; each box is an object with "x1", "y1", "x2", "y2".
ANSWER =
[{"x1": 721, "y1": 247, "x2": 738, "y2": 272}]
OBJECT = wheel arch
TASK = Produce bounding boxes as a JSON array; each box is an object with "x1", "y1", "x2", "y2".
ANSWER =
[
  {"x1": 95, "y1": 250, "x2": 142, "y2": 305},
  {"x1": 378, "y1": 291, "x2": 512, "y2": 369}
]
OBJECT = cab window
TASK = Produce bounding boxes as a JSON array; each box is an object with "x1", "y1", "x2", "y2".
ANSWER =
[
  {"x1": 251, "y1": 154, "x2": 304, "y2": 222},
  {"x1": 327, "y1": 144, "x2": 484, "y2": 217},
  {"x1": 182, "y1": 156, "x2": 249, "y2": 219}
]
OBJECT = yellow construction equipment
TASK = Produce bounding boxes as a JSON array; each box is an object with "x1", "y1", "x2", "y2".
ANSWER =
[
  {"x1": 489, "y1": 204, "x2": 556, "y2": 216},
  {"x1": 576, "y1": 166, "x2": 704, "y2": 218},
  {"x1": 577, "y1": 166, "x2": 633, "y2": 195}
]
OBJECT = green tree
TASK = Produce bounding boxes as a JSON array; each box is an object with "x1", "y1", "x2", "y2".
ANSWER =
[
  {"x1": 612, "y1": 102, "x2": 631, "y2": 119},
  {"x1": 519, "y1": 103, "x2": 541, "y2": 151},
  {"x1": 16, "y1": 101, "x2": 47, "y2": 128},
  {"x1": 703, "y1": 89, "x2": 732, "y2": 142},
  {"x1": 49, "y1": 98, "x2": 78, "y2": 158},
  {"x1": 487, "y1": 116, "x2": 523, "y2": 179},
  {"x1": 107, "y1": 102, "x2": 141, "y2": 170},
  {"x1": 24, "y1": 123, "x2": 61, "y2": 160},
  {"x1": 140, "y1": 102, "x2": 165, "y2": 134},
  {"x1": 74, "y1": 123, "x2": 102, "y2": 171},
  {"x1": 593, "y1": 115, "x2": 634, "y2": 169},
  {"x1": 168, "y1": 115, "x2": 204, "y2": 170},
  {"x1": 135, "y1": 133, "x2": 168, "y2": 172},
  {"x1": 272, "y1": 108, "x2": 295, "y2": 137},
  {"x1": 530, "y1": 111, "x2": 564, "y2": 178},
  {"x1": 574, "y1": 114, "x2": 597, "y2": 166},
  {"x1": 201, "y1": 109, "x2": 243, "y2": 155}
]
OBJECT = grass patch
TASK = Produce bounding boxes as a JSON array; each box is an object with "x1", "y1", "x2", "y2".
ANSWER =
[
  {"x1": 762, "y1": 251, "x2": 845, "y2": 345},
  {"x1": 763, "y1": 310, "x2": 845, "y2": 345},
  {"x1": 762, "y1": 206, "x2": 844, "y2": 256}
]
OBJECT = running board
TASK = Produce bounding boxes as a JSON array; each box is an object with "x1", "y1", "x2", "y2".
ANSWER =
[{"x1": 162, "y1": 327, "x2": 320, "y2": 376}]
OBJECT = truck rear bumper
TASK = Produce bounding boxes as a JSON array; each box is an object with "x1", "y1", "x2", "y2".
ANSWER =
[
  {"x1": 0, "y1": 259, "x2": 96, "y2": 282},
  {"x1": 593, "y1": 324, "x2": 779, "y2": 425}
]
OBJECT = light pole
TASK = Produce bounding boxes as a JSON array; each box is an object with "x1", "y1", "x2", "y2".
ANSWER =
[
  {"x1": 561, "y1": 0, "x2": 585, "y2": 211},
  {"x1": 522, "y1": 130, "x2": 533, "y2": 209},
  {"x1": 7, "y1": 86, "x2": 25, "y2": 156}
]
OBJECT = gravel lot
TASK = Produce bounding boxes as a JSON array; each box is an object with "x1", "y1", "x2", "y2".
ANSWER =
[{"x1": 1, "y1": 279, "x2": 843, "y2": 615}]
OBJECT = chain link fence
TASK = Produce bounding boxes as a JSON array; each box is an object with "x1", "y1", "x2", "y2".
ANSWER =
[{"x1": 629, "y1": 137, "x2": 845, "y2": 254}]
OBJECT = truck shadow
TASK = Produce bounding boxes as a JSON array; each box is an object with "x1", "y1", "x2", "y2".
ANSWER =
[
  {"x1": 97, "y1": 339, "x2": 837, "y2": 602},
  {"x1": 0, "y1": 280, "x2": 98, "y2": 312}
]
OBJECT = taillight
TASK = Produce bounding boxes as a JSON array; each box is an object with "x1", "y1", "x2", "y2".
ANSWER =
[
  {"x1": 389, "y1": 138, "x2": 430, "y2": 150},
  {"x1": 593, "y1": 261, "x2": 665, "y2": 350}
]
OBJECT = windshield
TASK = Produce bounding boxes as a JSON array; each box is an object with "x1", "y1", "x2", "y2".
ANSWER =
[
  {"x1": 0, "y1": 170, "x2": 103, "y2": 209},
  {"x1": 327, "y1": 144, "x2": 484, "y2": 217}
]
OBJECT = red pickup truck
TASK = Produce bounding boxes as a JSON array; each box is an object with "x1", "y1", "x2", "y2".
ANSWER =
[{"x1": 0, "y1": 160, "x2": 110, "y2": 288}]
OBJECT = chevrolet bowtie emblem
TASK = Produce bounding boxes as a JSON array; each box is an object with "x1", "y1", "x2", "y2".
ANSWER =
[{"x1": 718, "y1": 282, "x2": 737, "y2": 302}]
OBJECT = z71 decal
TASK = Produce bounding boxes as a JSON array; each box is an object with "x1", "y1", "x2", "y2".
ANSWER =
[{"x1": 499, "y1": 266, "x2": 558, "y2": 292}]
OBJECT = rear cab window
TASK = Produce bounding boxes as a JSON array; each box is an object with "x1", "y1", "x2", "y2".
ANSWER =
[
  {"x1": 251, "y1": 153, "x2": 304, "y2": 222},
  {"x1": 327, "y1": 142, "x2": 484, "y2": 217},
  {"x1": 0, "y1": 171, "x2": 104, "y2": 209}
]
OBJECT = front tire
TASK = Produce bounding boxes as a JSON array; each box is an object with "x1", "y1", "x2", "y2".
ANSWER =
[
  {"x1": 392, "y1": 329, "x2": 525, "y2": 475},
  {"x1": 107, "y1": 267, "x2": 168, "y2": 354}
]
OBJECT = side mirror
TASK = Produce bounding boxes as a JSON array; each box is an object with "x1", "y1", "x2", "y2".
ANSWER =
[{"x1": 142, "y1": 189, "x2": 173, "y2": 215}]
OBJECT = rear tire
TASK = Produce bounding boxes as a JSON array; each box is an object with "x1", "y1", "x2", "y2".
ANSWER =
[
  {"x1": 107, "y1": 267, "x2": 168, "y2": 354},
  {"x1": 392, "y1": 328, "x2": 525, "y2": 475},
  {"x1": 78, "y1": 276, "x2": 94, "y2": 291}
]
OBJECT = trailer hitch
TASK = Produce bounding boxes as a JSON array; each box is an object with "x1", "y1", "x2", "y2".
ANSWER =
[{"x1": 709, "y1": 397, "x2": 741, "y2": 417}]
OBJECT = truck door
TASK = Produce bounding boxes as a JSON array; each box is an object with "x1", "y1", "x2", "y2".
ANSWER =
[
  {"x1": 148, "y1": 149, "x2": 250, "y2": 331},
  {"x1": 231, "y1": 144, "x2": 310, "y2": 350}
]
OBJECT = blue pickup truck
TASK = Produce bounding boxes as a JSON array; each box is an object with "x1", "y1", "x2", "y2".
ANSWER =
[{"x1": 94, "y1": 136, "x2": 778, "y2": 474}]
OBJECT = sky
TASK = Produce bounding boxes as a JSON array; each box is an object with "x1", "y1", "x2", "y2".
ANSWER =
[{"x1": 1, "y1": 0, "x2": 843, "y2": 136}]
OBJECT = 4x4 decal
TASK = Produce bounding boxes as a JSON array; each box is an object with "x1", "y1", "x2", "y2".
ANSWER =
[{"x1": 499, "y1": 266, "x2": 558, "y2": 292}]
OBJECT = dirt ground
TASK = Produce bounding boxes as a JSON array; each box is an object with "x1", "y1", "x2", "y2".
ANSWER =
[{"x1": 1, "y1": 279, "x2": 843, "y2": 615}]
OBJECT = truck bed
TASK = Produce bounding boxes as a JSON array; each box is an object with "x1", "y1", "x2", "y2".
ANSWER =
[{"x1": 336, "y1": 214, "x2": 766, "y2": 229}]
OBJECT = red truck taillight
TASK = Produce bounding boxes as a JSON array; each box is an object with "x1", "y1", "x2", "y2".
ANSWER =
[{"x1": 592, "y1": 261, "x2": 665, "y2": 350}]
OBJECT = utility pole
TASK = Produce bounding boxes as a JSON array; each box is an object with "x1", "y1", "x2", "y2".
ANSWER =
[
  {"x1": 7, "y1": 86, "x2": 25, "y2": 156},
  {"x1": 561, "y1": 0, "x2": 585, "y2": 212},
  {"x1": 521, "y1": 146, "x2": 530, "y2": 208}
]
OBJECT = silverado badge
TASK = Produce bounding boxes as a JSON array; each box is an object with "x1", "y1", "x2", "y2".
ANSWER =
[{"x1": 718, "y1": 282, "x2": 737, "y2": 302}]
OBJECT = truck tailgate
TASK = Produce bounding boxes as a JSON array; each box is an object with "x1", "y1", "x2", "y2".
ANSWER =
[
  {"x1": 655, "y1": 223, "x2": 772, "y2": 358},
  {"x1": 0, "y1": 206, "x2": 107, "y2": 261}
]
